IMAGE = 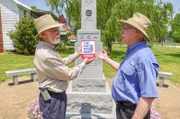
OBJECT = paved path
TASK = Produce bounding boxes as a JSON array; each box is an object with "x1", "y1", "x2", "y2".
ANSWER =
[{"x1": 0, "y1": 77, "x2": 180, "y2": 119}]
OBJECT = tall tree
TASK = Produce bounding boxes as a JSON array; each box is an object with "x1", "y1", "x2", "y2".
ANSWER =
[
  {"x1": 46, "y1": 0, "x2": 174, "y2": 52},
  {"x1": 170, "y1": 13, "x2": 180, "y2": 43},
  {"x1": 44, "y1": 0, "x2": 67, "y2": 16},
  {"x1": 65, "y1": 0, "x2": 81, "y2": 33}
]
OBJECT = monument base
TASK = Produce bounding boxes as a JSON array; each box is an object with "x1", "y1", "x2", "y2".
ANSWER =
[
  {"x1": 66, "y1": 113, "x2": 115, "y2": 119},
  {"x1": 66, "y1": 79, "x2": 116, "y2": 119}
]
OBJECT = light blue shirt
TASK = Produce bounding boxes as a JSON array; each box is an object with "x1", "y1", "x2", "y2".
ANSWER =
[{"x1": 112, "y1": 41, "x2": 159, "y2": 104}]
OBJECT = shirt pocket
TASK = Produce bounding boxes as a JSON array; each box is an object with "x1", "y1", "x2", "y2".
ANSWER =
[{"x1": 121, "y1": 61, "x2": 136, "y2": 76}]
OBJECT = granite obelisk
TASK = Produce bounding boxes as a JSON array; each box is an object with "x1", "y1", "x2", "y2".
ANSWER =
[{"x1": 66, "y1": 0, "x2": 115, "y2": 118}]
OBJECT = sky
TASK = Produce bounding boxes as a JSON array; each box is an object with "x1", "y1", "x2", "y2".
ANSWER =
[
  {"x1": 18, "y1": 0, "x2": 49, "y2": 10},
  {"x1": 162, "y1": 0, "x2": 180, "y2": 14},
  {"x1": 18, "y1": 0, "x2": 180, "y2": 13}
]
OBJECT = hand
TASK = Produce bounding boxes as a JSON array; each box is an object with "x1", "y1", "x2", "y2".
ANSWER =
[
  {"x1": 96, "y1": 50, "x2": 108, "y2": 61},
  {"x1": 77, "y1": 44, "x2": 82, "y2": 55},
  {"x1": 83, "y1": 57, "x2": 95, "y2": 64}
]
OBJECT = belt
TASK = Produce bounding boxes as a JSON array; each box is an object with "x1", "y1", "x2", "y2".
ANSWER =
[
  {"x1": 115, "y1": 101, "x2": 136, "y2": 107},
  {"x1": 47, "y1": 90, "x2": 59, "y2": 95},
  {"x1": 40, "y1": 88, "x2": 65, "y2": 95}
]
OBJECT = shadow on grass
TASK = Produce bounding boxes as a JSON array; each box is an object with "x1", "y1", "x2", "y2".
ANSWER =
[
  {"x1": 164, "y1": 53, "x2": 180, "y2": 58},
  {"x1": 8, "y1": 79, "x2": 34, "y2": 86}
]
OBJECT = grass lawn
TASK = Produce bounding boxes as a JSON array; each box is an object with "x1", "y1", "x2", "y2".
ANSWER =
[{"x1": 0, "y1": 44, "x2": 180, "y2": 84}]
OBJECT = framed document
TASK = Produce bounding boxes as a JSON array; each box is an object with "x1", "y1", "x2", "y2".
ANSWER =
[{"x1": 81, "y1": 40, "x2": 95, "y2": 59}]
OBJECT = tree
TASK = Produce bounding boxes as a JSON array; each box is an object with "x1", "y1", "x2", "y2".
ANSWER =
[
  {"x1": 46, "y1": 0, "x2": 174, "y2": 52},
  {"x1": 65, "y1": 0, "x2": 81, "y2": 33},
  {"x1": 7, "y1": 16, "x2": 38, "y2": 55},
  {"x1": 170, "y1": 13, "x2": 180, "y2": 43},
  {"x1": 31, "y1": 6, "x2": 37, "y2": 10},
  {"x1": 104, "y1": 0, "x2": 174, "y2": 47},
  {"x1": 44, "y1": 0, "x2": 68, "y2": 16}
]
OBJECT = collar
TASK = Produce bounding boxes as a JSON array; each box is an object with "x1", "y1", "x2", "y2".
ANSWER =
[
  {"x1": 127, "y1": 41, "x2": 146, "y2": 53},
  {"x1": 38, "y1": 41, "x2": 55, "y2": 49}
]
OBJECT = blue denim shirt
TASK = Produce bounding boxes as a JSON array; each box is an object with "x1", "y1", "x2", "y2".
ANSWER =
[{"x1": 112, "y1": 41, "x2": 159, "y2": 104}]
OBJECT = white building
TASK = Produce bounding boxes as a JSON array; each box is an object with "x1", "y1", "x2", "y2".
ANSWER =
[{"x1": 0, "y1": 0, "x2": 57, "y2": 52}]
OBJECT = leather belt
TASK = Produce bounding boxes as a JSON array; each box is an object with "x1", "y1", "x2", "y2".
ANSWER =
[
  {"x1": 115, "y1": 101, "x2": 136, "y2": 106},
  {"x1": 40, "y1": 88, "x2": 65, "y2": 95}
]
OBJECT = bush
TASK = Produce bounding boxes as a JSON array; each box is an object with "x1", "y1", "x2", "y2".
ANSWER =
[
  {"x1": 7, "y1": 16, "x2": 38, "y2": 55},
  {"x1": 27, "y1": 98, "x2": 42, "y2": 119},
  {"x1": 150, "y1": 102, "x2": 162, "y2": 119}
]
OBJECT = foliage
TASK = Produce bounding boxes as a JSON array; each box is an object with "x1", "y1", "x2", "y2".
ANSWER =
[
  {"x1": 65, "y1": 0, "x2": 81, "y2": 33},
  {"x1": 27, "y1": 98, "x2": 42, "y2": 119},
  {"x1": 7, "y1": 16, "x2": 38, "y2": 55},
  {"x1": 55, "y1": 40, "x2": 68, "y2": 51},
  {"x1": 170, "y1": 13, "x2": 180, "y2": 43},
  {"x1": 150, "y1": 102, "x2": 162, "y2": 119},
  {"x1": 64, "y1": 0, "x2": 174, "y2": 52},
  {"x1": 31, "y1": 6, "x2": 37, "y2": 10},
  {"x1": 44, "y1": 0, "x2": 68, "y2": 16}
]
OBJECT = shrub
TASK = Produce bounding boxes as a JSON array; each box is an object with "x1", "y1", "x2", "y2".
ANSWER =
[
  {"x1": 27, "y1": 98, "x2": 42, "y2": 119},
  {"x1": 7, "y1": 16, "x2": 38, "y2": 55},
  {"x1": 150, "y1": 102, "x2": 162, "y2": 119}
]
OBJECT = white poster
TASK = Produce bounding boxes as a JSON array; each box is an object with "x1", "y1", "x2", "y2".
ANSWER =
[{"x1": 81, "y1": 40, "x2": 95, "y2": 59}]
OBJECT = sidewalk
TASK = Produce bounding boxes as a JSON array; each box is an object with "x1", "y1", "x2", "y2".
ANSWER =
[{"x1": 0, "y1": 77, "x2": 180, "y2": 119}]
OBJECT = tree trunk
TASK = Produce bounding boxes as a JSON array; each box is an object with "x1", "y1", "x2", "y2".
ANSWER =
[
  {"x1": 107, "y1": 42, "x2": 112, "y2": 53},
  {"x1": 162, "y1": 39, "x2": 164, "y2": 46}
]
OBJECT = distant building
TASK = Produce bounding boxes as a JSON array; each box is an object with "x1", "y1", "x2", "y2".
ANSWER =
[{"x1": 0, "y1": 0, "x2": 58, "y2": 53}]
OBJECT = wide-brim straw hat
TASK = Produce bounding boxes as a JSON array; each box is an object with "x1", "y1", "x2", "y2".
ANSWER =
[
  {"x1": 118, "y1": 13, "x2": 152, "y2": 41},
  {"x1": 34, "y1": 14, "x2": 63, "y2": 39}
]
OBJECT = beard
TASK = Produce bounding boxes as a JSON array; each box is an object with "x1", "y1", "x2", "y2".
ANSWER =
[{"x1": 52, "y1": 35, "x2": 60, "y2": 45}]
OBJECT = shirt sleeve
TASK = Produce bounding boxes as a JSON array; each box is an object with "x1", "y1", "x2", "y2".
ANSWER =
[
  {"x1": 137, "y1": 60, "x2": 159, "y2": 98},
  {"x1": 43, "y1": 56, "x2": 86, "y2": 81},
  {"x1": 60, "y1": 52, "x2": 79, "y2": 65}
]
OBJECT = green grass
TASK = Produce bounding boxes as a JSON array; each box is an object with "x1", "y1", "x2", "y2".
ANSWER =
[
  {"x1": 103, "y1": 44, "x2": 180, "y2": 84},
  {"x1": 0, "y1": 44, "x2": 180, "y2": 84},
  {"x1": 0, "y1": 52, "x2": 34, "y2": 83}
]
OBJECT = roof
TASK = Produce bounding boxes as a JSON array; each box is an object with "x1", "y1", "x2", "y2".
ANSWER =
[
  {"x1": 12, "y1": 0, "x2": 58, "y2": 20},
  {"x1": 31, "y1": 9, "x2": 58, "y2": 20},
  {"x1": 13, "y1": 0, "x2": 32, "y2": 10}
]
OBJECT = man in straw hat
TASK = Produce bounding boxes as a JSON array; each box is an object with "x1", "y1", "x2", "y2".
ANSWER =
[
  {"x1": 34, "y1": 14, "x2": 94, "y2": 119},
  {"x1": 96, "y1": 13, "x2": 159, "y2": 119}
]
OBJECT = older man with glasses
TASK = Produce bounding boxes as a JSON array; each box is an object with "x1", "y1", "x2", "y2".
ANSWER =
[
  {"x1": 97, "y1": 13, "x2": 159, "y2": 119},
  {"x1": 34, "y1": 14, "x2": 94, "y2": 119}
]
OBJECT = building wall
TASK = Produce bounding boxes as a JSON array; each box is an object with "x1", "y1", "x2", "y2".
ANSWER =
[
  {"x1": 0, "y1": 7, "x2": 4, "y2": 53},
  {"x1": 18, "y1": 5, "x2": 31, "y2": 19},
  {"x1": 0, "y1": 0, "x2": 32, "y2": 51},
  {"x1": 0, "y1": 0, "x2": 19, "y2": 50}
]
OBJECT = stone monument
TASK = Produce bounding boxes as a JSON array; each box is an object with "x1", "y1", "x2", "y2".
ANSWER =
[{"x1": 66, "y1": 0, "x2": 116, "y2": 118}]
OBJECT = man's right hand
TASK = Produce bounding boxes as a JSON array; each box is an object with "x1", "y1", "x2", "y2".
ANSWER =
[
  {"x1": 83, "y1": 57, "x2": 95, "y2": 64},
  {"x1": 96, "y1": 50, "x2": 109, "y2": 61}
]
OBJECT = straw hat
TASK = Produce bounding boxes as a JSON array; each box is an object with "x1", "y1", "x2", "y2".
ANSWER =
[
  {"x1": 119, "y1": 13, "x2": 152, "y2": 41},
  {"x1": 34, "y1": 14, "x2": 63, "y2": 39}
]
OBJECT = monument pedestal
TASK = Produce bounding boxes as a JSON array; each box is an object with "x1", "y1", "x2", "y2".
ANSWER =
[{"x1": 66, "y1": 75, "x2": 116, "y2": 119}]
